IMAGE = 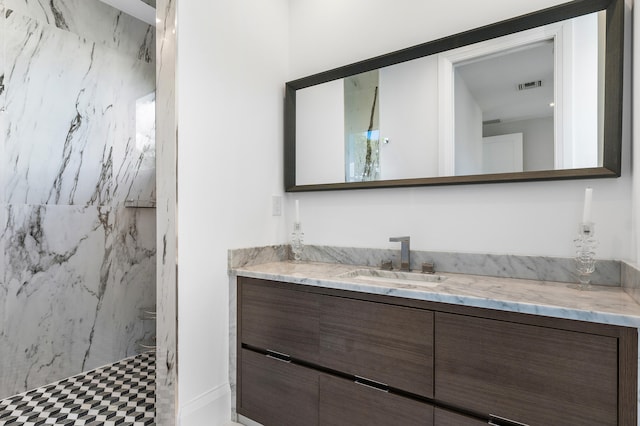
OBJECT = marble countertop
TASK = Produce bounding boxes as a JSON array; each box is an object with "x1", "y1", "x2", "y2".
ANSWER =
[{"x1": 233, "y1": 261, "x2": 640, "y2": 328}]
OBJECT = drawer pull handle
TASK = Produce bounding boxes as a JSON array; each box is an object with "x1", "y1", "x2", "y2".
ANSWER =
[
  {"x1": 488, "y1": 414, "x2": 529, "y2": 426},
  {"x1": 265, "y1": 349, "x2": 292, "y2": 363},
  {"x1": 354, "y1": 375, "x2": 389, "y2": 392}
]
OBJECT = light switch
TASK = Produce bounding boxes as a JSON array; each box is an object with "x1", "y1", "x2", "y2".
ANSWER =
[{"x1": 271, "y1": 195, "x2": 282, "y2": 216}]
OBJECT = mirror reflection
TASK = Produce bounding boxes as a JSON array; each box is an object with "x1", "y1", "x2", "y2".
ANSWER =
[
  {"x1": 455, "y1": 41, "x2": 555, "y2": 175},
  {"x1": 295, "y1": 11, "x2": 606, "y2": 186},
  {"x1": 345, "y1": 70, "x2": 381, "y2": 182}
]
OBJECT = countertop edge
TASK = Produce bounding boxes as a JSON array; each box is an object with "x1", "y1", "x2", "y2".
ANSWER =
[{"x1": 232, "y1": 263, "x2": 640, "y2": 329}]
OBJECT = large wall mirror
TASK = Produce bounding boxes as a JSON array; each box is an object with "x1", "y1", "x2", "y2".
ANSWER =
[{"x1": 284, "y1": 0, "x2": 623, "y2": 191}]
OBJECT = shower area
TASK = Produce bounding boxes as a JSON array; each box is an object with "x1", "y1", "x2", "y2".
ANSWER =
[{"x1": 0, "y1": 0, "x2": 157, "y2": 401}]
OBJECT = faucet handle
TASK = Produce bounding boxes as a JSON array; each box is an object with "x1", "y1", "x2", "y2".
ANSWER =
[{"x1": 422, "y1": 262, "x2": 435, "y2": 274}]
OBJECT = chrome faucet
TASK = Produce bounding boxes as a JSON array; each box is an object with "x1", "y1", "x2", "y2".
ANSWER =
[{"x1": 389, "y1": 236, "x2": 410, "y2": 271}]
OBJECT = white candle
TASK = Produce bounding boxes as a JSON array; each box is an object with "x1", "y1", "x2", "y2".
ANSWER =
[
  {"x1": 295, "y1": 199, "x2": 300, "y2": 223},
  {"x1": 582, "y1": 187, "x2": 593, "y2": 223}
]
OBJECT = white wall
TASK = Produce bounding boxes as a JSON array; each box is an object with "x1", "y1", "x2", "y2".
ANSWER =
[
  {"x1": 287, "y1": 0, "x2": 633, "y2": 260},
  {"x1": 176, "y1": 0, "x2": 289, "y2": 423},
  {"x1": 379, "y1": 56, "x2": 439, "y2": 179},
  {"x1": 289, "y1": 0, "x2": 567, "y2": 78},
  {"x1": 633, "y1": 0, "x2": 640, "y2": 266},
  {"x1": 296, "y1": 80, "x2": 345, "y2": 185},
  {"x1": 563, "y1": 12, "x2": 601, "y2": 168},
  {"x1": 484, "y1": 117, "x2": 554, "y2": 171},
  {"x1": 454, "y1": 70, "x2": 483, "y2": 175}
]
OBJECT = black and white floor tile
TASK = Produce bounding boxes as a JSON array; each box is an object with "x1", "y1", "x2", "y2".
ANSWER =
[{"x1": 0, "y1": 352, "x2": 155, "y2": 426}]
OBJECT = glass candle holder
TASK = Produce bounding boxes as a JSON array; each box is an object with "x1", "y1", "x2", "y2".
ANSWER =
[
  {"x1": 574, "y1": 222, "x2": 597, "y2": 289},
  {"x1": 291, "y1": 221, "x2": 304, "y2": 262}
]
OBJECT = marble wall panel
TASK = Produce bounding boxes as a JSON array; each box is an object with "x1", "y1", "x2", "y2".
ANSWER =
[
  {"x1": 0, "y1": 0, "x2": 156, "y2": 400},
  {"x1": 84, "y1": 207, "x2": 156, "y2": 368},
  {"x1": 4, "y1": 14, "x2": 111, "y2": 205},
  {"x1": 622, "y1": 262, "x2": 640, "y2": 304},
  {"x1": 1, "y1": 1, "x2": 5, "y2": 113},
  {"x1": 0, "y1": 0, "x2": 4, "y2": 338},
  {"x1": 5, "y1": 0, "x2": 155, "y2": 63},
  {"x1": 227, "y1": 245, "x2": 288, "y2": 270},
  {"x1": 300, "y1": 245, "x2": 622, "y2": 286},
  {"x1": 0, "y1": 206, "x2": 6, "y2": 364},
  {"x1": 155, "y1": 0, "x2": 177, "y2": 423},
  {"x1": 0, "y1": 3, "x2": 6, "y2": 207},
  {"x1": 0, "y1": 204, "x2": 109, "y2": 397},
  {"x1": 3, "y1": 11, "x2": 154, "y2": 206}
]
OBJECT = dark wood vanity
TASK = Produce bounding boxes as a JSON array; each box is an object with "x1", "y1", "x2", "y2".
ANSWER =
[{"x1": 237, "y1": 276, "x2": 638, "y2": 425}]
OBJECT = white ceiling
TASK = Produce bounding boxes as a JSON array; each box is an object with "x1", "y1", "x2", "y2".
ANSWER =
[
  {"x1": 455, "y1": 41, "x2": 554, "y2": 123},
  {"x1": 96, "y1": 0, "x2": 156, "y2": 26}
]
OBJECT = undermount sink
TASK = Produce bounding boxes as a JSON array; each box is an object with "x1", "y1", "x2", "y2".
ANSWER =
[{"x1": 338, "y1": 269, "x2": 447, "y2": 288}]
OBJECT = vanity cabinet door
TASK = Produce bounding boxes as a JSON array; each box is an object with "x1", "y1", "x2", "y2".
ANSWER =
[
  {"x1": 239, "y1": 349, "x2": 319, "y2": 426},
  {"x1": 320, "y1": 296, "x2": 434, "y2": 398},
  {"x1": 434, "y1": 408, "x2": 486, "y2": 426},
  {"x1": 319, "y1": 374, "x2": 433, "y2": 425},
  {"x1": 435, "y1": 312, "x2": 618, "y2": 426},
  {"x1": 240, "y1": 277, "x2": 320, "y2": 363}
]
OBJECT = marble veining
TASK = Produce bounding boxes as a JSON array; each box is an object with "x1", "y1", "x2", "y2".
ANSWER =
[
  {"x1": 0, "y1": 0, "x2": 156, "y2": 400},
  {"x1": 300, "y1": 244, "x2": 621, "y2": 286},
  {"x1": 0, "y1": 204, "x2": 156, "y2": 398},
  {"x1": 228, "y1": 244, "x2": 288, "y2": 271},
  {"x1": 155, "y1": 0, "x2": 177, "y2": 424},
  {"x1": 623, "y1": 261, "x2": 640, "y2": 305},
  {"x1": 84, "y1": 207, "x2": 156, "y2": 367},
  {"x1": 3, "y1": 10, "x2": 155, "y2": 206},
  {"x1": 5, "y1": 0, "x2": 155, "y2": 63},
  {"x1": 1, "y1": 205, "x2": 111, "y2": 393},
  {"x1": 232, "y1": 261, "x2": 640, "y2": 327}
]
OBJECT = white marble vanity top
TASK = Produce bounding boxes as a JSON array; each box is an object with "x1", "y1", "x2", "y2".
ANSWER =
[{"x1": 233, "y1": 261, "x2": 640, "y2": 328}]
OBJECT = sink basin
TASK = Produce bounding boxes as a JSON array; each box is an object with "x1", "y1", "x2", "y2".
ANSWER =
[{"x1": 338, "y1": 269, "x2": 446, "y2": 288}]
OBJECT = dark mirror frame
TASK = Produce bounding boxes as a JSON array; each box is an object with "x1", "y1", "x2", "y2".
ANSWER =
[{"x1": 284, "y1": 0, "x2": 623, "y2": 192}]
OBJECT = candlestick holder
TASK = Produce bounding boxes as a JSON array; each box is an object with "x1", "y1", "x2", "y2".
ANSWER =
[
  {"x1": 291, "y1": 221, "x2": 304, "y2": 262},
  {"x1": 574, "y1": 222, "x2": 597, "y2": 289}
]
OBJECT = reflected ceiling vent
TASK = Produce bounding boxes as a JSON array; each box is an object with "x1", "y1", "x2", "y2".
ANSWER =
[
  {"x1": 517, "y1": 80, "x2": 543, "y2": 90},
  {"x1": 483, "y1": 119, "x2": 501, "y2": 125}
]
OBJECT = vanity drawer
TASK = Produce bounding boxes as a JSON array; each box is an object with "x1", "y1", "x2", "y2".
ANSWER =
[
  {"x1": 319, "y1": 374, "x2": 433, "y2": 425},
  {"x1": 239, "y1": 348, "x2": 319, "y2": 426},
  {"x1": 240, "y1": 277, "x2": 320, "y2": 363},
  {"x1": 320, "y1": 295, "x2": 434, "y2": 398},
  {"x1": 434, "y1": 312, "x2": 619, "y2": 425}
]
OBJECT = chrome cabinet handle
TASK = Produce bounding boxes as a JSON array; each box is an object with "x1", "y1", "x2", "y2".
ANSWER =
[
  {"x1": 354, "y1": 375, "x2": 389, "y2": 392},
  {"x1": 265, "y1": 349, "x2": 292, "y2": 363}
]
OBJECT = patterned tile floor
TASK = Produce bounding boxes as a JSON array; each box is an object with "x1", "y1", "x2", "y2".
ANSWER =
[{"x1": 0, "y1": 352, "x2": 155, "y2": 426}]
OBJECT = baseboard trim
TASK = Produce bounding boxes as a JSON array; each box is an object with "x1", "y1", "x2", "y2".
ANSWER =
[{"x1": 178, "y1": 383, "x2": 230, "y2": 425}]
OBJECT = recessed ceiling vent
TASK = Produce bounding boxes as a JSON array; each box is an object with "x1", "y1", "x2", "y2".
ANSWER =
[
  {"x1": 518, "y1": 80, "x2": 543, "y2": 91},
  {"x1": 483, "y1": 119, "x2": 501, "y2": 125}
]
